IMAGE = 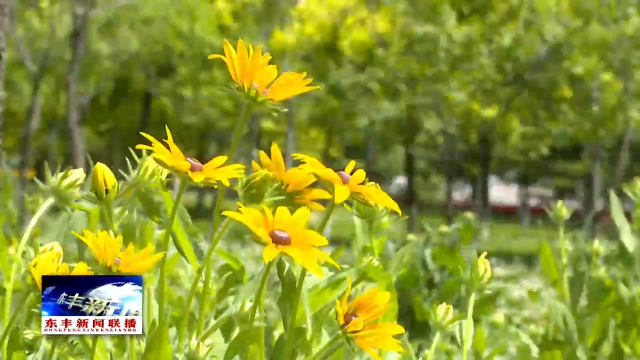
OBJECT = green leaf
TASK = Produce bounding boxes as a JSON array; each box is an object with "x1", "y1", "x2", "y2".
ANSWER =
[
  {"x1": 539, "y1": 240, "x2": 559, "y2": 286},
  {"x1": 142, "y1": 319, "x2": 172, "y2": 360},
  {"x1": 224, "y1": 326, "x2": 262, "y2": 360},
  {"x1": 135, "y1": 189, "x2": 163, "y2": 224},
  {"x1": 569, "y1": 267, "x2": 586, "y2": 310},
  {"x1": 216, "y1": 248, "x2": 243, "y2": 271},
  {"x1": 277, "y1": 258, "x2": 297, "y2": 329},
  {"x1": 473, "y1": 325, "x2": 486, "y2": 355},
  {"x1": 609, "y1": 190, "x2": 637, "y2": 253},
  {"x1": 159, "y1": 190, "x2": 199, "y2": 268}
]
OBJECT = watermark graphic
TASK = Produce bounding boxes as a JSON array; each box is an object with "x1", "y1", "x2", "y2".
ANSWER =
[{"x1": 41, "y1": 275, "x2": 142, "y2": 335}]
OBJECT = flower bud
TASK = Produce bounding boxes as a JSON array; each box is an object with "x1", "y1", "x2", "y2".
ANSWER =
[
  {"x1": 139, "y1": 157, "x2": 169, "y2": 181},
  {"x1": 38, "y1": 242, "x2": 63, "y2": 265},
  {"x1": 548, "y1": 200, "x2": 572, "y2": 224},
  {"x1": 91, "y1": 162, "x2": 118, "y2": 200},
  {"x1": 592, "y1": 239, "x2": 603, "y2": 257},
  {"x1": 43, "y1": 167, "x2": 86, "y2": 206},
  {"x1": 434, "y1": 302, "x2": 456, "y2": 329},
  {"x1": 53, "y1": 168, "x2": 86, "y2": 193},
  {"x1": 462, "y1": 212, "x2": 476, "y2": 222},
  {"x1": 477, "y1": 252, "x2": 492, "y2": 285},
  {"x1": 438, "y1": 224, "x2": 451, "y2": 235},
  {"x1": 362, "y1": 256, "x2": 381, "y2": 268}
]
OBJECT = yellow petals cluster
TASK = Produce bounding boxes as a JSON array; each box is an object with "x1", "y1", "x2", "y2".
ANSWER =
[
  {"x1": 252, "y1": 143, "x2": 331, "y2": 210},
  {"x1": 29, "y1": 242, "x2": 93, "y2": 290},
  {"x1": 294, "y1": 154, "x2": 401, "y2": 214},
  {"x1": 222, "y1": 205, "x2": 339, "y2": 277},
  {"x1": 73, "y1": 230, "x2": 165, "y2": 274},
  {"x1": 336, "y1": 279, "x2": 405, "y2": 359},
  {"x1": 209, "y1": 39, "x2": 320, "y2": 103},
  {"x1": 136, "y1": 125, "x2": 245, "y2": 187}
]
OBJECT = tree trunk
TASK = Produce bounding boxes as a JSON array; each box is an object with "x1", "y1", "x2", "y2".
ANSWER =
[
  {"x1": 66, "y1": 0, "x2": 93, "y2": 169},
  {"x1": 47, "y1": 120, "x2": 58, "y2": 166},
  {"x1": 404, "y1": 142, "x2": 417, "y2": 233},
  {"x1": 614, "y1": 122, "x2": 633, "y2": 188},
  {"x1": 478, "y1": 128, "x2": 492, "y2": 222},
  {"x1": 444, "y1": 132, "x2": 456, "y2": 225},
  {"x1": 591, "y1": 143, "x2": 603, "y2": 212},
  {"x1": 518, "y1": 173, "x2": 531, "y2": 228},
  {"x1": 0, "y1": 0, "x2": 7, "y2": 151},
  {"x1": 285, "y1": 100, "x2": 295, "y2": 168},
  {"x1": 138, "y1": 89, "x2": 153, "y2": 134},
  {"x1": 18, "y1": 74, "x2": 44, "y2": 229}
]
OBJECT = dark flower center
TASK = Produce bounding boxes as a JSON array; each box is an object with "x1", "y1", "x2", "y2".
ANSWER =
[
  {"x1": 114, "y1": 257, "x2": 121, "y2": 266},
  {"x1": 337, "y1": 171, "x2": 351, "y2": 184},
  {"x1": 185, "y1": 157, "x2": 204, "y2": 172},
  {"x1": 343, "y1": 313, "x2": 358, "y2": 328},
  {"x1": 269, "y1": 229, "x2": 292, "y2": 246}
]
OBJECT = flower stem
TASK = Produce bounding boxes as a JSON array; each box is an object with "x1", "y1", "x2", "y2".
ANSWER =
[
  {"x1": 284, "y1": 268, "x2": 307, "y2": 359},
  {"x1": 90, "y1": 337, "x2": 99, "y2": 360},
  {"x1": 249, "y1": 261, "x2": 275, "y2": 323},
  {"x1": 129, "y1": 336, "x2": 136, "y2": 360},
  {"x1": 178, "y1": 216, "x2": 232, "y2": 346},
  {"x1": 249, "y1": 261, "x2": 274, "y2": 360},
  {"x1": 426, "y1": 331, "x2": 441, "y2": 360},
  {"x1": 46, "y1": 336, "x2": 60, "y2": 360},
  {"x1": 309, "y1": 332, "x2": 342, "y2": 360},
  {"x1": 0, "y1": 291, "x2": 34, "y2": 351},
  {"x1": 317, "y1": 201, "x2": 335, "y2": 234},
  {"x1": 157, "y1": 179, "x2": 188, "y2": 320},
  {"x1": 462, "y1": 292, "x2": 476, "y2": 360},
  {"x1": 282, "y1": 201, "x2": 337, "y2": 358},
  {"x1": 228, "y1": 101, "x2": 252, "y2": 159},
  {"x1": 2, "y1": 197, "x2": 54, "y2": 343}
]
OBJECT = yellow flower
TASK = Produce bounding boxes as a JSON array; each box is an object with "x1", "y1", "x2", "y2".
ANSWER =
[
  {"x1": 252, "y1": 143, "x2": 331, "y2": 210},
  {"x1": 33, "y1": 241, "x2": 64, "y2": 266},
  {"x1": 209, "y1": 39, "x2": 320, "y2": 102},
  {"x1": 90, "y1": 162, "x2": 118, "y2": 199},
  {"x1": 222, "y1": 205, "x2": 339, "y2": 277},
  {"x1": 29, "y1": 251, "x2": 93, "y2": 290},
  {"x1": 136, "y1": 125, "x2": 245, "y2": 187},
  {"x1": 73, "y1": 230, "x2": 164, "y2": 274},
  {"x1": 477, "y1": 252, "x2": 492, "y2": 284},
  {"x1": 336, "y1": 278, "x2": 405, "y2": 359},
  {"x1": 293, "y1": 154, "x2": 401, "y2": 214}
]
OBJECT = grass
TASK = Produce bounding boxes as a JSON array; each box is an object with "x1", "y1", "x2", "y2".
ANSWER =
[{"x1": 187, "y1": 193, "x2": 560, "y2": 258}]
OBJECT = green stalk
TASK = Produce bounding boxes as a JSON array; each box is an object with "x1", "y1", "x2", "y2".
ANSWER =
[
  {"x1": 46, "y1": 336, "x2": 60, "y2": 360},
  {"x1": 284, "y1": 201, "x2": 337, "y2": 358},
  {"x1": 249, "y1": 261, "x2": 275, "y2": 323},
  {"x1": 195, "y1": 261, "x2": 212, "y2": 336},
  {"x1": 129, "y1": 336, "x2": 136, "y2": 360},
  {"x1": 309, "y1": 332, "x2": 342, "y2": 360},
  {"x1": 90, "y1": 337, "x2": 99, "y2": 360},
  {"x1": 426, "y1": 332, "x2": 441, "y2": 360},
  {"x1": 249, "y1": 261, "x2": 275, "y2": 360},
  {"x1": 461, "y1": 292, "x2": 476, "y2": 360},
  {"x1": 558, "y1": 224, "x2": 570, "y2": 302},
  {"x1": 3, "y1": 197, "x2": 54, "y2": 348},
  {"x1": 0, "y1": 291, "x2": 34, "y2": 349},
  {"x1": 317, "y1": 201, "x2": 335, "y2": 234},
  {"x1": 178, "y1": 217, "x2": 231, "y2": 346},
  {"x1": 284, "y1": 268, "x2": 307, "y2": 359},
  {"x1": 157, "y1": 179, "x2": 188, "y2": 320},
  {"x1": 367, "y1": 218, "x2": 378, "y2": 258}
]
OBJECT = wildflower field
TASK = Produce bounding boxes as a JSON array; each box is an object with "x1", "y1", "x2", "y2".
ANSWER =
[{"x1": 2, "y1": 36, "x2": 640, "y2": 360}]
